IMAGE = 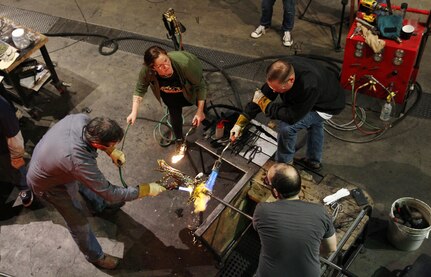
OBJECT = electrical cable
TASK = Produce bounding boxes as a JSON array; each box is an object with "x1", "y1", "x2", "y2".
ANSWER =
[
  {"x1": 351, "y1": 83, "x2": 387, "y2": 135},
  {"x1": 392, "y1": 82, "x2": 423, "y2": 128},
  {"x1": 324, "y1": 82, "x2": 423, "y2": 143}
]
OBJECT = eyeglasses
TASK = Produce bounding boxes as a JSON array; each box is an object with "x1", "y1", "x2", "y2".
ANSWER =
[
  {"x1": 267, "y1": 83, "x2": 286, "y2": 92},
  {"x1": 153, "y1": 63, "x2": 170, "y2": 70},
  {"x1": 153, "y1": 57, "x2": 171, "y2": 70},
  {"x1": 263, "y1": 175, "x2": 272, "y2": 188},
  {"x1": 267, "y1": 78, "x2": 293, "y2": 93}
]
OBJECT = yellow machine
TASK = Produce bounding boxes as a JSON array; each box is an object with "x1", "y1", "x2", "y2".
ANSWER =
[
  {"x1": 358, "y1": 0, "x2": 388, "y2": 23},
  {"x1": 360, "y1": 0, "x2": 380, "y2": 10}
]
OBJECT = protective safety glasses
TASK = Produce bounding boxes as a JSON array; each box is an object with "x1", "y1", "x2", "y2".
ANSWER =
[{"x1": 263, "y1": 175, "x2": 272, "y2": 188}]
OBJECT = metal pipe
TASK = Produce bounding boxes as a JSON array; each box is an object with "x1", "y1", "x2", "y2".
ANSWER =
[
  {"x1": 205, "y1": 191, "x2": 253, "y2": 221},
  {"x1": 218, "y1": 141, "x2": 232, "y2": 162},
  {"x1": 320, "y1": 257, "x2": 358, "y2": 277},
  {"x1": 328, "y1": 206, "x2": 371, "y2": 262}
]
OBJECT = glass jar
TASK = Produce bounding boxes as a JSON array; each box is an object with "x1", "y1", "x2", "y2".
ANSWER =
[{"x1": 11, "y1": 28, "x2": 31, "y2": 50}]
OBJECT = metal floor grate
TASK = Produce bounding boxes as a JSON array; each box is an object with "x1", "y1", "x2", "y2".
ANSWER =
[
  {"x1": 217, "y1": 227, "x2": 261, "y2": 277},
  {"x1": 409, "y1": 92, "x2": 431, "y2": 119},
  {"x1": 0, "y1": 5, "x2": 58, "y2": 33}
]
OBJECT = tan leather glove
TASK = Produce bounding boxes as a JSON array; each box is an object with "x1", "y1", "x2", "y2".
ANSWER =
[
  {"x1": 138, "y1": 182, "x2": 166, "y2": 198},
  {"x1": 360, "y1": 24, "x2": 385, "y2": 53},
  {"x1": 105, "y1": 147, "x2": 126, "y2": 167},
  {"x1": 252, "y1": 89, "x2": 271, "y2": 113},
  {"x1": 230, "y1": 114, "x2": 249, "y2": 140},
  {"x1": 11, "y1": 157, "x2": 25, "y2": 169}
]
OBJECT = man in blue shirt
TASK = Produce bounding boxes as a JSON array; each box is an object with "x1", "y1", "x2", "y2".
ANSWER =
[{"x1": 27, "y1": 114, "x2": 166, "y2": 269}]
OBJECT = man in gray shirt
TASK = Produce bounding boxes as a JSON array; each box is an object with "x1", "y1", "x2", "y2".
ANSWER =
[
  {"x1": 253, "y1": 163, "x2": 337, "y2": 277},
  {"x1": 27, "y1": 114, "x2": 166, "y2": 269}
]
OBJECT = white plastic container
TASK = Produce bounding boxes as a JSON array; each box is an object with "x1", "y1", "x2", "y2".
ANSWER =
[
  {"x1": 380, "y1": 102, "x2": 392, "y2": 121},
  {"x1": 12, "y1": 28, "x2": 31, "y2": 50}
]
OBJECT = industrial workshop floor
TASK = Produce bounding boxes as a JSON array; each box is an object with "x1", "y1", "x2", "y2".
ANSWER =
[{"x1": 1, "y1": 0, "x2": 431, "y2": 276}]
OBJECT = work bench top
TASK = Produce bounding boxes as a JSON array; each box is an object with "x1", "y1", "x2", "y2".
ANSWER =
[{"x1": 0, "y1": 17, "x2": 48, "y2": 73}]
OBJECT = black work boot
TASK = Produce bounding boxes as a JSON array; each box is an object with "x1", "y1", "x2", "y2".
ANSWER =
[
  {"x1": 19, "y1": 190, "x2": 34, "y2": 207},
  {"x1": 295, "y1": 157, "x2": 322, "y2": 172}
]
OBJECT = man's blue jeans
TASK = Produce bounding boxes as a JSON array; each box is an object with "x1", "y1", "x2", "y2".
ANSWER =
[
  {"x1": 40, "y1": 182, "x2": 103, "y2": 262},
  {"x1": 260, "y1": 0, "x2": 295, "y2": 32},
  {"x1": 78, "y1": 184, "x2": 107, "y2": 214},
  {"x1": 275, "y1": 111, "x2": 325, "y2": 163}
]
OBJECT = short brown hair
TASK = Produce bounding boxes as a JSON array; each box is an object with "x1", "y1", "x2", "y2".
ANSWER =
[
  {"x1": 84, "y1": 117, "x2": 124, "y2": 146},
  {"x1": 266, "y1": 60, "x2": 295, "y2": 84},
  {"x1": 144, "y1": 46, "x2": 168, "y2": 67}
]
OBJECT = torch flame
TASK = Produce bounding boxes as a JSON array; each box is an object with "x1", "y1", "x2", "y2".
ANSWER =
[
  {"x1": 171, "y1": 144, "x2": 187, "y2": 164},
  {"x1": 193, "y1": 182, "x2": 210, "y2": 213},
  {"x1": 171, "y1": 153, "x2": 184, "y2": 164}
]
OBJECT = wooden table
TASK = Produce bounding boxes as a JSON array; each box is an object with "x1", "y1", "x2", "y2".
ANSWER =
[{"x1": 0, "y1": 17, "x2": 65, "y2": 111}]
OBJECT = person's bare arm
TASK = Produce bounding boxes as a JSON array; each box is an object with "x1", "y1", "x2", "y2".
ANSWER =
[
  {"x1": 127, "y1": 96, "x2": 143, "y2": 124},
  {"x1": 320, "y1": 234, "x2": 337, "y2": 258},
  {"x1": 192, "y1": 100, "x2": 206, "y2": 126}
]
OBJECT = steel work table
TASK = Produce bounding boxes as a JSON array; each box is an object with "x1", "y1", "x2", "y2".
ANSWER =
[{"x1": 193, "y1": 132, "x2": 372, "y2": 276}]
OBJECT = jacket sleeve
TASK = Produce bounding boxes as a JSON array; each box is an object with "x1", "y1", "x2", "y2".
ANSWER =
[
  {"x1": 244, "y1": 84, "x2": 278, "y2": 119},
  {"x1": 72, "y1": 151, "x2": 139, "y2": 202},
  {"x1": 265, "y1": 75, "x2": 319, "y2": 124},
  {"x1": 133, "y1": 66, "x2": 151, "y2": 97},
  {"x1": 182, "y1": 52, "x2": 207, "y2": 101}
]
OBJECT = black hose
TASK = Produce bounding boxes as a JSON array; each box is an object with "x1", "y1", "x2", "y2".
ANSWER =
[
  {"x1": 391, "y1": 82, "x2": 422, "y2": 128},
  {"x1": 43, "y1": 32, "x2": 175, "y2": 56}
]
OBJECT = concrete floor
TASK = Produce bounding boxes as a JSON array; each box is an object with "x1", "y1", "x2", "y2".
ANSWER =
[{"x1": 1, "y1": 0, "x2": 431, "y2": 276}]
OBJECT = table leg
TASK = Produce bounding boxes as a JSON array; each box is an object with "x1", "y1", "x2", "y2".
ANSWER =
[
  {"x1": 39, "y1": 45, "x2": 66, "y2": 93},
  {"x1": 6, "y1": 73, "x2": 31, "y2": 108}
]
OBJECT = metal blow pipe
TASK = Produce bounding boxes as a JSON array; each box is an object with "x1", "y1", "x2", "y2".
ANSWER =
[
  {"x1": 204, "y1": 190, "x2": 253, "y2": 221},
  {"x1": 205, "y1": 140, "x2": 233, "y2": 191},
  {"x1": 171, "y1": 125, "x2": 196, "y2": 164},
  {"x1": 199, "y1": 140, "x2": 255, "y2": 220},
  {"x1": 319, "y1": 257, "x2": 358, "y2": 277},
  {"x1": 328, "y1": 206, "x2": 371, "y2": 262}
]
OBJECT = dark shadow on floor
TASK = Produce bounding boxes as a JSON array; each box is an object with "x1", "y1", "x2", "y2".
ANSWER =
[
  {"x1": 98, "y1": 210, "x2": 217, "y2": 277},
  {"x1": 0, "y1": 182, "x2": 22, "y2": 221},
  {"x1": 363, "y1": 217, "x2": 395, "y2": 251}
]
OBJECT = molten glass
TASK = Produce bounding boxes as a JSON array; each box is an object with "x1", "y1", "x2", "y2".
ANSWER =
[
  {"x1": 156, "y1": 159, "x2": 211, "y2": 212},
  {"x1": 192, "y1": 182, "x2": 210, "y2": 213}
]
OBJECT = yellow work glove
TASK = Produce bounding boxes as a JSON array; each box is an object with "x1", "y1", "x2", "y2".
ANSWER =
[
  {"x1": 11, "y1": 157, "x2": 25, "y2": 169},
  {"x1": 138, "y1": 182, "x2": 166, "y2": 198},
  {"x1": 230, "y1": 114, "x2": 249, "y2": 141},
  {"x1": 252, "y1": 89, "x2": 271, "y2": 113},
  {"x1": 105, "y1": 147, "x2": 126, "y2": 167}
]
